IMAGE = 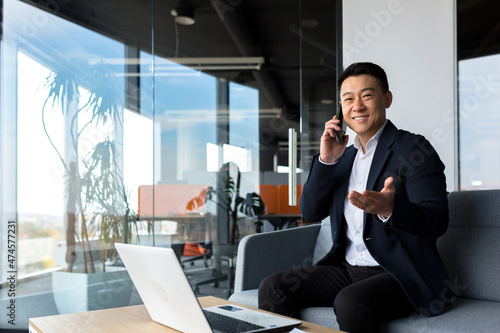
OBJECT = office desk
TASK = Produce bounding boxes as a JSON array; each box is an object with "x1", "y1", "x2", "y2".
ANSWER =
[
  {"x1": 141, "y1": 213, "x2": 206, "y2": 223},
  {"x1": 138, "y1": 213, "x2": 206, "y2": 226},
  {"x1": 258, "y1": 214, "x2": 302, "y2": 230},
  {"x1": 29, "y1": 296, "x2": 342, "y2": 333},
  {"x1": 138, "y1": 213, "x2": 207, "y2": 241}
]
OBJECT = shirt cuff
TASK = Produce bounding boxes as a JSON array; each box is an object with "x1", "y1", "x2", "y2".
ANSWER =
[
  {"x1": 318, "y1": 156, "x2": 338, "y2": 165},
  {"x1": 378, "y1": 213, "x2": 392, "y2": 223}
]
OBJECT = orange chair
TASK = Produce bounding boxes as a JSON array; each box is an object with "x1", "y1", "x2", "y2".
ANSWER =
[
  {"x1": 256, "y1": 184, "x2": 302, "y2": 230},
  {"x1": 259, "y1": 184, "x2": 278, "y2": 214},
  {"x1": 277, "y1": 184, "x2": 302, "y2": 215}
]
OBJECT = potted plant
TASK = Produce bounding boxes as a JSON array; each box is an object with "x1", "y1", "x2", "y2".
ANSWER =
[
  {"x1": 187, "y1": 162, "x2": 265, "y2": 245},
  {"x1": 41, "y1": 58, "x2": 138, "y2": 313}
]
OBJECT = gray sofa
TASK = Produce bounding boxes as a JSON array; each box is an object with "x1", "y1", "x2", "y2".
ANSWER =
[{"x1": 229, "y1": 190, "x2": 500, "y2": 332}]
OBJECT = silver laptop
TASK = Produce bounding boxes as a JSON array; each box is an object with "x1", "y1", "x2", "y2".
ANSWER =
[{"x1": 115, "y1": 243, "x2": 302, "y2": 333}]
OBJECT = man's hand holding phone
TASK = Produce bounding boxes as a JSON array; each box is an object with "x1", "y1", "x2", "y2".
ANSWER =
[{"x1": 320, "y1": 104, "x2": 348, "y2": 164}]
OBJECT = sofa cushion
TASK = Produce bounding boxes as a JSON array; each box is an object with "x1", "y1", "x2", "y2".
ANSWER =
[
  {"x1": 438, "y1": 226, "x2": 500, "y2": 302},
  {"x1": 312, "y1": 217, "x2": 333, "y2": 264},
  {"x1": 230, "y1": 293, "x2": 500, "y2": 332},
  {"x1": 382, "y1": 298, "x2": 500, "y2": 333},
  {"x1": 298, "y1": 307, "x2": 339, "y2": 330},
  {"x1": 437, "y1": 190, "x2": 500, "y2": 302}
]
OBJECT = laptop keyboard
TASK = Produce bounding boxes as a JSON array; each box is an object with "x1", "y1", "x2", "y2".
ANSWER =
[{"x1": 203, "y1": 309, "x2": 265, "y2": 333}]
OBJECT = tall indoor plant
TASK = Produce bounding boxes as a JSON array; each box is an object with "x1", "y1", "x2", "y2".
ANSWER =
[
  {"x1": 41, "y1": 58, "x2": 141, "y2": 314},
  {"x1": 41, "y1": 59, "x2": 137, "y2": 274}
]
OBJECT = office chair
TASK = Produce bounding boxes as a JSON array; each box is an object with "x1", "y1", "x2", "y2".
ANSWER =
[{"x1": 181, "y1": 241, "x2": 212, "y2": 268}]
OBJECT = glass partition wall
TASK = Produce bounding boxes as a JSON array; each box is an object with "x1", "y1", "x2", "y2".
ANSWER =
[{"x1": 0, "y1": 0, "x2": 338, "y2": 328}]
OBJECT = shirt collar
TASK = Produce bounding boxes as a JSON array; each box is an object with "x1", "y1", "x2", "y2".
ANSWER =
[{"x1": 353, "y1": 120, "x2": 388, "y2": 153}]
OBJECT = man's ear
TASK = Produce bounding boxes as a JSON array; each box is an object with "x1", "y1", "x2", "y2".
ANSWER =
[{"x1": 385, "y1": 91, "x2": 393, "y2": 108}]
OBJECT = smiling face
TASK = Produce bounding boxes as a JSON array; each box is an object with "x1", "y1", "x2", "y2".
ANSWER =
[{"x1": 340, "y1": 74, "x2": 393, "y2": 147}]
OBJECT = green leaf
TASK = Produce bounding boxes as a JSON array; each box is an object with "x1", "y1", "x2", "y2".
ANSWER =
[{"x1": 239, "y1": 192, "x2": 265, "y2": 216}]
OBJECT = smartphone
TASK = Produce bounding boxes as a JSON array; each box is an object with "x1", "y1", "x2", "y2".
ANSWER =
[{"x1": 334, "y1": 103, "x2": 346, "y2": 144}]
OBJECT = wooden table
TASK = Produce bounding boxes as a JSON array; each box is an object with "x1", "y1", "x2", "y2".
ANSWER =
[{"x1": 29, "y1": 296, "x2": 343, "y2": 333}]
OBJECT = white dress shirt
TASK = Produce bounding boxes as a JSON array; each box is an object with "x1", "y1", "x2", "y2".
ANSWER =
[
  {"x1": 344, "y1": 122, "x2": 388, "y2": 266},
  {"x1": 319, "y1": 122, "x2": 388, "y2": 266}
]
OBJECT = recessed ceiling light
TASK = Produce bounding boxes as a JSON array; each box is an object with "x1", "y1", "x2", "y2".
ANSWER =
[{"x1": 171, "y1": 3, "x2": 195, "y2": 25}]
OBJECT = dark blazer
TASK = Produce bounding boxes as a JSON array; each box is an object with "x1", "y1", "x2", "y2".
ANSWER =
[{"x1": 300, "y1": 120, "x2": 452, "y2": 317}]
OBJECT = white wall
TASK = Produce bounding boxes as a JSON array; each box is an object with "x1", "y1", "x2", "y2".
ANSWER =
[{"x1": 342, "y1": 0, "x2": 456, "y2": 190}]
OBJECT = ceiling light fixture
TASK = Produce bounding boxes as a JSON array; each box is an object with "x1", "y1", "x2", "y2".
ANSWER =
[
  {"x1": 166, "y1": 57, "x2": 265, "y2": 70},
  {"x1": 91, "y1": 57, "x2": 265, "y2": 71},
  {"x1": 171, "y1": 2, "x2": 195, "y2": 25}
]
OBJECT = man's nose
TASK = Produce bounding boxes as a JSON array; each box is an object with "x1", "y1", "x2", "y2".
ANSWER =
[{"x1": 351, "y1": 99, "x2": 365, "y2": 112}]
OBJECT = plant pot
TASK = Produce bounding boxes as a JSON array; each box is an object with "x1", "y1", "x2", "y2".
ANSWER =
[{"x1": 52, "y1": 265, "x2": 133, "y2": 314}]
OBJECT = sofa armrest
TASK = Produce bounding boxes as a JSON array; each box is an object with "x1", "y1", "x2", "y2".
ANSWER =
[{"x1": 234, "y1": 224, "x2": 321, "y2": 293}]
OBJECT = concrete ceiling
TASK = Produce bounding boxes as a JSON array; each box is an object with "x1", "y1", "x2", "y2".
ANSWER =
[{"x1": 20, "y1": 0, "x2": 500, "y2": 169}]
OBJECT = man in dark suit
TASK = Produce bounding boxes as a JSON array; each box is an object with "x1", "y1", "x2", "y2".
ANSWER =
[{"x1": 258, "y1": 62, "x2": 452, "y2": 332}]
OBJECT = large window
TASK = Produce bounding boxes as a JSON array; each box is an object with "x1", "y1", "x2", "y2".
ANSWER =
[
  {"x1": 458, "y1": 54, "x2": 500, "y2": 190},
  {"x1": 153, "y1": 55, "x2": 217, "y2": 183},
  {"x1": 17, "y1": 51, "x2": 65, "y2": 274},
  {"x1": 11, "y1": 0, "x2": 129, "y2": 277},
  {"x1": 457, "y1": 0, "x2": 500, "y2": 191}
]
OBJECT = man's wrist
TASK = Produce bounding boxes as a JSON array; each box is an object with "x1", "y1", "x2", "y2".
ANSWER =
[{"x1": 319, "y1": 155, "x2": 339, "y2": 165}]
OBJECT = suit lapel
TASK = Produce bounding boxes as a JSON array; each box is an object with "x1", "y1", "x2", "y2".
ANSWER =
[
  {"x1": 366, "y1": 146, "x2": 390, "y2": 191},
  {"x1": 366, "y1": 121, "x2": 397, "y2": 191},
  {"x1": 333, "y1": 146, "x2": 357, "y2": 227}
]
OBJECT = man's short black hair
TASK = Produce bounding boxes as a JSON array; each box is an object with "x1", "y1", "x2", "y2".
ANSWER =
[{"x1": 338, "y1": 62, "x2": 389, "y2": 93}]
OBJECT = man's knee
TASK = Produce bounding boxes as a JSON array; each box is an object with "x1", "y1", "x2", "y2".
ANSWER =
[
  {"x1": 333, "y1": 287, "x2": 358, "y2": 320},
  {"x1": 259, "y1": 272, "x2": 288, "y2": 305},
  {"x1": 334, "y1": 287, "x2": 377, "y2": 332},
  {"x1": 258, "y1": 271, "x2": 297, "y2": 315}
]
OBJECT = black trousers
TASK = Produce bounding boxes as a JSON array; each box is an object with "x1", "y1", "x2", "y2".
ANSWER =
[{"x1": 258, "y1": 262, "x2": 416, "y2": 333}]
